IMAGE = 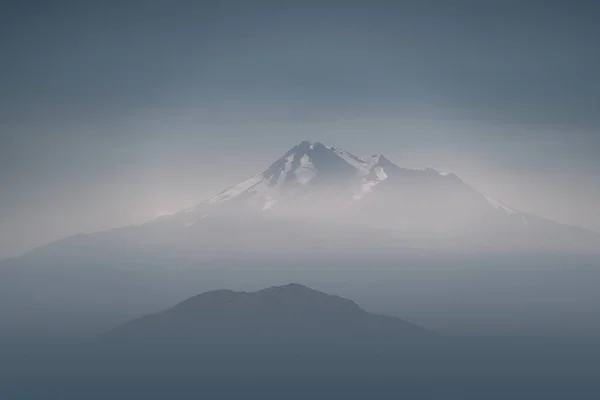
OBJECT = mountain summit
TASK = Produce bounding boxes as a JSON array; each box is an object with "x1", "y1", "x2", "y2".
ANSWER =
[
  {"x1": 170, "y1": 141, "x2": 593, "y2": 241},
  {"x1": 204, "y1": 141, "x2": 461, "y2": 210}
]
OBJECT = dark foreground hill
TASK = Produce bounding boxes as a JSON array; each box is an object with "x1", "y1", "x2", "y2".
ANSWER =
[
  {"x1": 104, "y1": 283, "x2": 429, "y2": 345},
  {"x1": 2, "y1": 285, "x2": 600, "y2": 397}
]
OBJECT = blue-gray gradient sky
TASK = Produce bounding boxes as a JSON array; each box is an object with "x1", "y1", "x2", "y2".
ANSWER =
[{"x1": 1, "y1": 0, "x2": 599, "y2": 258}]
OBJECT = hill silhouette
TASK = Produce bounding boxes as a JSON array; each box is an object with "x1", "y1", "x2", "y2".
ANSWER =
[{"x1": 104, "y1": 283, "x2": 429, "y2": 345}]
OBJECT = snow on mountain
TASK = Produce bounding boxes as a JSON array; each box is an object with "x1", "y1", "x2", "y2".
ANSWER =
[
  {"x1": 202, "y1": 141, "x2": 359, "y2": 212},
  {"x1": 482, "y1": 194, "x2": 519, "y2": 215},
  {"x1": 331, "y1": 147, "x2": 371, "y2": 175},
  {"x1": 203, "y1": 141, "x2": 456, "y2": 211},
  {"x1": 171, "y1": 141, "x2": 598, "y2": 241}
]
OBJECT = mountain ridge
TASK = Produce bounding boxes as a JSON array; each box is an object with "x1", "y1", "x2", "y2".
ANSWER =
[
  {"x1": 202, "y1": 141, "x2": 468, "y2": 209},
  {"x1": 103, "y1": 283, "x2": 430, "y2": 344},
  {"x1": 167, "y1": 140, "x2": 595, "y2": 243},
  {"x1": 5, "y1": 140, "x2": 597, "y2": 264}
]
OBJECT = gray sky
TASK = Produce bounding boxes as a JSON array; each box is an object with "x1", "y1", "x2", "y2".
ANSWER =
[{"x1": 1, "y1": 0, "x2": 599, "y2": 258}]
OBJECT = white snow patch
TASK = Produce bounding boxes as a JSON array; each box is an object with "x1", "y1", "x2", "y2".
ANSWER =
[
  {"x1": 185, "y1": 213, "x2": 209, "y2": 227},
  {"x1": 483, "y1": 194, "x2": 518, "y2": 215},
  {"x1": 353, "y1": 181, "x2": 380, "y2": 201},
  {"x1": 273, "y1": 155, "x2": 295, "y2": 187},
  {"x1": 300, "y1": 153, "x2": 311, "y2": 165},
  {"x1": 294, "y1": 154, "x2": 318, "y2": 185},
  {"x1": 284, "y1": 155, "x2": 295, "y2": 171},
  {"x1": 262, "y1": 196, "x2": 277, "y2": 210},
  {"x1": 364, "y1": 154, "x2": 384, "y2": 170},
  {"x1": 207, "y1": 156, "x2": 298, "y2": 204},
  {"x1": 207, "y1": 174, "x2": 264, "y2": 204},
  {"x1": 332, "y1": 147, "x2": 369, "y2": 175},
  {"x1": 374, "y1": 167, "x2": 388, "y2": 181}
]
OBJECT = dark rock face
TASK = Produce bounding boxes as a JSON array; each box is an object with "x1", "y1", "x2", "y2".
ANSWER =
[
  {"x1": 263, "y1": 141, "x2": 356, "y2": 187},
  {"x1": 104, "y1": 283, "x2": 429, "y2": 345}
]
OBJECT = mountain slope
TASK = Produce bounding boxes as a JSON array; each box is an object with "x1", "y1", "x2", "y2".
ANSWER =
[
  {"x1": 191, "y1": 141, "x2": 475, "y2": 213},
  {"x1": 10, "y1": 141, "x2": 597, "y2": 266},
  {"x1": 166, "y1": 141, "x2": 595, "y2": 242},
  {"x1": 104, "y1": 283, "x2": 429, "y2": 344},
  {"x1": 0, "y1": 141, "x2": 598, "y2": 343}
]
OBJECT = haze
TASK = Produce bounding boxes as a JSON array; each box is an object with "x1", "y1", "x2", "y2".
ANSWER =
[{"x1": 1, "y1": 0, "x2": 599, "y2": 259}]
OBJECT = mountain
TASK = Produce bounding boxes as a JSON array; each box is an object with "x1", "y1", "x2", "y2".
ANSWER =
[
  {"x1": 160, "y1": 140, "x2": 595, "y2": 244},
  {"x1": 184, "y1": 141, "x2": 493, "y2": 221},
  {"x1": 1, "y1": 141, "x2": 599, "y2": 343},
  {"x1": 14, "y1": 140, "x2": 595, "y2": 259},
  {"x1": 104, "y1": 283, "x2": 429, "y2": 344}
]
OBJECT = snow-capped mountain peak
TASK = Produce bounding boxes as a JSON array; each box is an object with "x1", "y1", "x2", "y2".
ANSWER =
[
  {"x1": 143, "y1": 140, "x2": 599, "y2": 249},
  {"x1": 177, "y1": 141, "x2": 593, "y2": 237},
  {"x1": 207, "y1": 142, "x2": 361, "y2": 206},
  {"x1": 203, "y1": 141, "x2": 475, "y2": 210}
]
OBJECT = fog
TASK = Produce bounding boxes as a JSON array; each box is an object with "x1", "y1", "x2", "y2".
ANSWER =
[
  {"x1": 1, "y1": 1, "x2": 600, "y2": 394},
  {"x1": 1, "y1": 135, "x2": 599, "y2": 343},
  {"x1": 2, "y1": 1, "x2": 600, "y2": 259}
]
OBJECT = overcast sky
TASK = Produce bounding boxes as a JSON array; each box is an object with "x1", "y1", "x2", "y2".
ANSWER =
[{"x1": 1, "y1": 0, "x2": 599, "y2": 258}]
